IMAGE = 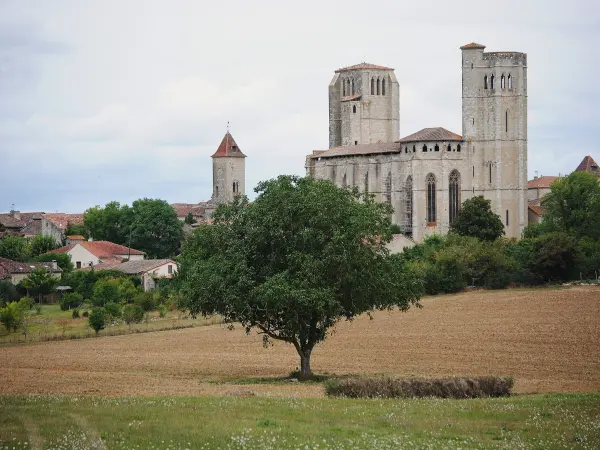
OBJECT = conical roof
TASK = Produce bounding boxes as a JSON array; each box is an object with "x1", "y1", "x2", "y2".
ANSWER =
[
  {"x1": 574, "y1": 155, "x2": 598, "y2": 172},
  {"x1": 211, "y1": 132, "x2": 246, "y2": 158}
]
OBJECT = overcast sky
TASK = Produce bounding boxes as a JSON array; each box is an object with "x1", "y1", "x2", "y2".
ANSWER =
[{"x1": 1, "y1": 0, "x2": 598, "y2": 213}]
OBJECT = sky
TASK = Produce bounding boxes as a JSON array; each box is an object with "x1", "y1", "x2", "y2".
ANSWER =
[{"x1": 0, "y1": 0, "x2": 598, "y2": 213}]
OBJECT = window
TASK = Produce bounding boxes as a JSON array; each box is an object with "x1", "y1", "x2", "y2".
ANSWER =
[
  {"x1": 76, "y1": 261, "x2": 81, "y2": 269},
  {"x1": 508, "y1": 74, "x2": 512, "y2": 89},
  {"x1": 426, "y1": 173, "x2": 436, "y2": 224},
  {"x1": 377, "y1": 78, "x2": 381, "y2": 95},
  {"x1": 472, "y1": 165, "x2": 474, "y2": 177},
  {"x1": 404, "y1": 147, "x2": 407, "y2": 154},
  {"x1": 168, "y1": 265, "x2": 173, "y2": 274},
  {"x1": 447, "y1": 144, "x2": 451, "y2": 152},
  {"x1": 232, "y1": 181, "x2": 239, "y2": 193},
  {"x1": 449, "y1": 170, "x2": 461, "y2": 224},
  {"x1": 490, "y1": 74, "x2": 495, "y2": 89},
  {"x1": 352, "y1": 105, "x2": 356, "y2": 113},
  {"x1": 489, "y1": 163, "x2": 492, "y2": 184},
  {"x1": 422, "y1": 145, "x2": 427, "y2": 152},
  {"x1": 505, "y1": 110, "x2": 508, "y2": 132},
  {"x1": 501, "y1": 74, "x2": 505, "y2": 89},
  {"x1": 330, "y1": 165, "x2": 336, "y2": 182},
  {"x1": 382, "y1": 78, "x2": 386, "y2": 95},
  {"x1": 472, "y1": 118, "x2": 474, "y2": 125},
  {"x1": 457, "y1": 144, "x2": 461, "y2": 152},
  {"x1": 434, "y1": 144, "x2": 439, "y2": 152},
  {"x1": 405, "y1": 176, "x2": 413, "y2": 232},
  {"x1": 342, "y1": 173, "x2": 347, "y2": 188},
  {"x1": 364, "y1": 172, "x2": 369, "y2": 195},
  {"x1": 412, "y1": 145, "x2": 416, "y2": 153},
  {"x1": 384, "y1": 171, "x2": 392, "y2": 204},
  {"x1": 215, "y1": 186, "x2": 219, "y2": 197},
  {"x1": 484, "y1": 75, "x2": 488, "y2": 89},
  {"x1": 371, "y1": 78, "x2": 375, "y2": 95},
  {"x1": 354, "y1": 141, "x2": 358, "y2": 145},
  {"x1": 343, "y1": 79, "x2": 346, "y2": 96},
  {"x1": 506, "y1": 210, "x2": 509, "y2": 226},
  {"x1": 351, "y1": 79, "x2": 355, "y2": 95},
  {"x1": 471, "y1": 63, "x2": 473, "y2": 69}
]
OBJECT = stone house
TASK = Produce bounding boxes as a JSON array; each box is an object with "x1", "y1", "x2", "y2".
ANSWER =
[
  {"x1": 0, "y1": 257, "x2": 62, "y2": 285},
  {"x1": 111, "y1": 259, "x2": 177, "y2": 291},
  {"x1": 52, "y1": 241, "x2": 145, "y2": 270}
]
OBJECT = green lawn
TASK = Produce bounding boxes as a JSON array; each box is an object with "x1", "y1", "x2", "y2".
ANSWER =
[
  {"x1": 0, "y1": 394, "x2": 599, "y2": 449},
  {"x1": 0, "y1": 304, "x2": 218, "y2": 345}
]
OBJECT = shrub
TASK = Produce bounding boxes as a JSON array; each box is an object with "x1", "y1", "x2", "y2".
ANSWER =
[
  {"x1": 157, "y1": 304, "x2": 168, "y2": 318},
  {"x1": 0, "y1": 280, "x2": 19, "y2": 305},
  {"x1": 88, "y1": 307, "x2": 106, "y2": 335},
  {"x1": 0, "y1": 301, "x2": 25, "y2": 333},
  {"x1": 122, "y1": 304, "x2": 144, "y2": 330},
  {"x1": 134, "y1": 292, "x2": 155, "y2": 312},
  {"x1": 528, "y1": 232, "x2": 579, "y2": 283},
  {"x1": 104, "y1": 302, "x2": 122, "y2": 321},
  {"x1": 60, "y1": 292, "x2": 83, "y2": 311},
  {"x1": 18, "y1": 296, "x2": 35, "y2": 311},
  {"x1": 72, "y1": 308, "x2": 80, "y2": 319},
  {"x1": 324, "y1": 376, "x2": 514, "y2": 399},
  {"x1": 92, "y1": 278, "x2": 121, "y2": 306}
]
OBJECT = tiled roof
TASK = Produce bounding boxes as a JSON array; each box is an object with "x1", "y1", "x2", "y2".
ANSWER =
[
  {"x1": 21, "y1": 218, "x2": 43, "y2": 236},
  {"x1": 171, "y1": 203, "x2": 206, "y2": 218},
  {"x1": 528, "y1": 205, "x2": 543, "y2": 216},
  {"x1": 341, "y1": 93, "x2": 362, "y2": 102},
  {"x1": 575, "y1": 155, "x2": 599, "y2": 173},
  {"x1": 0, "y1": 257, "x2": 62, "y2": 279},
  {"x1": 66, "y1": 235, "x2": 86, "y2": 240},
  {"x1": 211, "y1": 132, "x2": 246, "y2": 158},
  {"x1": 112, "y1": 259, "x2": 175, "y2": 275},
  {"x1": 398, "y1": 127, "x2": 463, "y2": 143},
  {"x1": 461, "y1": 42, "x2": 486, "y2": 50},
  {"x1": 335, "y1": 63, "x2": 394, "y2": 73},
  {"x1": 310, "y1": 142, "x2": 400, "y2": 159},
  {"x1": 527, "y1": 176, "x2": 558, "y2": 189},
  {"x1": 43, "y1": 213, "x2": 84, "y2": 230},
  {"x1": 0, "y1": 212, "x2": 44, "y2": 229},
  {"x1": 52, "y1": 241, "x2": 145, "y2": 258},
  {"x1": 79, "y1": 257, "x2": 126, "y2": 271}
]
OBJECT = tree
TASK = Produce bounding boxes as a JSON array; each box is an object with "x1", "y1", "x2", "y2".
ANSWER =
[
  {"x1": 184, "y1": 212, "x2": 197, "y2": 225},
  {"x1": 0, "y1": 236, "x2": 31, "y2": 261},
  {"x1": 88, "y1": 307, "x2": 106, "y2": 336},
  {"x1": 0, "y1": 280, "x2": 19, "y2": 305},
  {"x1": 0, "y1": 301, "x2": 24, "y2": 333},
  {"x1": 450, "y1": 196, "x2": 505, "y2": 241},
  {"x1": 118, "y1": 278, "x2": 139, "y2": 303},
  {"x1": 178, "y1": 176, "x2": 423, "y2": 379},
  {"x1": 29, "y1": 234, "x2": 58, "y2": 258},
  {"x1": 83, "y1": 201, "x2": 133, "y2": 244},
  {"x1": 60, "y1": 292, "x2": 83, "y2": 311},
  {"x1": 130, "y1": 199, "x2": 183, "y2": 258},
  {"x1": 65, "y1": 222, "x2": 87, "y2": 239},
  {"x1": 92, "y1": 278, "x2": 121, "y2": 306},
  {"x1": 527, "y1": 232, "x2": 579, "y2": 283},
  {"x1": 541, "y1": 171, "x2": 600, "y2": 240},
  {"x1": 134, "y1": 292, "x2": 155, "y2": 312},
  {"x1": 122, "y1": 304, "x2": 144, "y2": 331},
  {"x1": 20, "y1": 267, "x2": 57, "y2": 303},
  {"x1": 34, "y1": 252, "x2": 74, "y2": 273}
]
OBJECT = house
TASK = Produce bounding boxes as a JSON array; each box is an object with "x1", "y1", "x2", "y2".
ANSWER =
[
  {"x1": 111, "y1": 259, "x2": 177, "y2": 291},
  {"x1": 527, "y1": 176, "x2": 558, "y2": 202},
  {"x1": 52, "y1": 241, "x2": 145, "y2": 270},
  {"x1": 66, "y1": 235, "x2": 86, "y2": 245},
  {"x1": 0, "y1": 210, "x2": 63, "y2": 245},
  {"x1": 0, "y1": 257, "x2": 62, "y2": 285},
  {"x1": 171, "y1": 203, "x2": 207, "y2": 222}
]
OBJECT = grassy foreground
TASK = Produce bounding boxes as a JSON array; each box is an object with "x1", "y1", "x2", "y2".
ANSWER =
[{"x1": 0, "y1": 394, "x2": 599, "y2": 449}]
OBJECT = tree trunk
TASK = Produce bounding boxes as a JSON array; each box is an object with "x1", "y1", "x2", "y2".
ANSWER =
[{"x1": 299, "y1": 349, "x2": 312, "y2": 379}]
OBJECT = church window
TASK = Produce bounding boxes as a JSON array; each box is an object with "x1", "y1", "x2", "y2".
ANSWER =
[
  {"x1": 490, "y1": 74, "x2": 495, "y2": 89},
  {"x1": 331, "y1": 165, "x2": 336, "y2": 183},
  {"x1": 352, "y1": 105, "x2": 356, "y2": 113},
  {"x1": 342, "y1": 79, "x2": 346, "y2": 96},
  {"x1": 405, "y1": 176, "x2": 413, "y2": 232},
  {"x1": 422, "y1": 145, "x2": 427, "y2": 152},
  {"x1": 473, "y1": 166, "x2": 475, "y2": 177},
  {"x1": 364, "y1": 172, "x2": 369, "y2": 196},
  {"x1": 447, "y1": 144, "x2": 451, "y2": 152},
  {"x1": 384, "y1": 171, "x2": 392, "y2": 204},
  {"x1": 215, "y1": 186, "x2": 219, "y2": 197},
  {"x1": 471, "y1": 63, "x2": 473, "y2": 69},
  {"x1": 342, "y1": 173, "x2": 347, "y2": 188},
  {"x1": 484, "y1": 75, "x2": 488, "y2": 89},
  {"x1": 472, "y1": 118, "x2": 474, "y2": 125},
  {"x1": 371, "y1": 78, "x2": 375, "y2": 95},
  {"x1": 489, "y1": 163, "x2": 492, "y2": 184},
  {"x1": 457, "y1": 144, "x2": 461, "y2": 152},
  {"x1": 377, "y1": 78, "x2": 381, "y2": 95},
  {"x1": 351, "y1": 79, "x2": 355, "y2": 95},
  {"x1": 434, "y1": 144, "x2": 439, "y2": 152},
  {"x1": 232, "y1": 181, "x2": 239, "y2": 194},
  {"x1": 505, "y1": 110, "x2": 508, "y2": 132},
  {"x1": 449, "y1": 170, "x2": 461, "y2": 224},
  {"x1": 426, "y1": 173, "x2": 436, "y2": 224},
  {"x1": 382, "y1": 78, "x2": 386, "y2": 95},
  {"x1": 508, "y1": 74, "x2": 513, "y2": 89},
  {"x1": 506, "y1": 210, "x2": 509, "y2": 226},
  {"x1": 501, "y1": 74, "x2": 505, "y2": 89}
]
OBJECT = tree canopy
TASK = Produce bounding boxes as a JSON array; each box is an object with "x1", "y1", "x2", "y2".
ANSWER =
[
  {"x1": 20, "y1": 267, "x2": 57, "y2": 303},
  {"x1": 178, "y1": 176, "x2": 423, "y2": 378},
  {"x1": 450, "y1": 196, "x2": 505, "y2": 241},
  {"x1": 34, "y1": 252, "x2": 74, "y2": 273},
  {"x1": 30, "y1": 234, "x2": 59, "y2": 258},
  {"x1": 0, "y1": 236, "x2": 30, "y2": 261}
]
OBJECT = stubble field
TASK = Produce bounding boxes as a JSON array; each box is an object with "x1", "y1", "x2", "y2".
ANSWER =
[{"x1": 1, "y1": 286, "x2": 599, "y2": 398}]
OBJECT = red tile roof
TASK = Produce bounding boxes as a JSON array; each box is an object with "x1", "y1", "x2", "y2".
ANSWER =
[
  {"x1": 461, "y1": 42, "x2": 486, "y2": 50},
  {"x1": 171, "y1": 203, "x2": 206, "y2": 218},
  {"x1": 528, "y1": 205, "x2": 543, "y2": 216},
  {"x1": 574, "y1": 155, "x2": 599, "y2": 173},
  {"x1": 335, "y1": 63, "x2": 394, "y2": 73},
  {"x1": 311, "y1": 142, "x2": 400, "y2": 159},
  {"x1": 398, "y1": 127, "x2": 462, "y2": 143},
  {"x1": 52, "y1": 241, "x2": 145, "y2": 258},
  {"x1": 0, "y1": 257, "x2": 62, "y2": 279},
  {"x1": 211, "y1": 132, "x2": 246, "y2": 158},
  {"x1": 527, "y1": 176, "x2": 558, "y2": 189},
  {"x1": 43, "y1": 213, "x2": 84, "y2": 230}
]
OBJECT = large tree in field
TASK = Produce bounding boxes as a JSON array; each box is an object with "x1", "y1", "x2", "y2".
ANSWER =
[
  {"x1": 129, "y1": 199, "x2": 183, "y2": 258},
  {"x1": 541, "y1": 171, "x2": 600, "y2": 240},
  {"x1": 450, "y1": 196, "x2": 504, "y2": 241},
  {"x1": 178, "y1": 176, "x2": 423, "y2": 379}
]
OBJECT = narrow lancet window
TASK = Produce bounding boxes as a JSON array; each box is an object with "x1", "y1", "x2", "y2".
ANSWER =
[{"x1": 426, "y1": 173, "x2": 437, "y2": 224}]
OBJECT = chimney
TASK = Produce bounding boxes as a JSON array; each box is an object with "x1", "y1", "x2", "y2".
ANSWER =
[
  {"x1": 10, "y1": 209, "x2": 20, "y2": 221},
  {"x1": 51, "y1": 260, "x2": 58, "y2": 270}
]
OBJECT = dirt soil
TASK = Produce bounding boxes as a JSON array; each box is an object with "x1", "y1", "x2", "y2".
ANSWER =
[{"x1": 1, "y1": 287, "x2": 599, "y2": 397}]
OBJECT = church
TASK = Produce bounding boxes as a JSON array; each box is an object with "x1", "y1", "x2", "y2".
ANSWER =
[{"x1": 305, "y1": 42, "x2": 528, "y2": 242}]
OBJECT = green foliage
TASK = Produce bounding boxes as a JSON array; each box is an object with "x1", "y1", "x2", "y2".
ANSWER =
[
  {"x1": 0, "y1": 236, "x2": 31, "y2": 261},
  {"x1": 0, "y1": 280, "x2": 19, "y2": 304},
  {"x1": 184, "y1": 212, "x2": 197, "y2": 225},
  {"x1": 450, "y1": 196, "x2": 505, "y2": 241},
  {"x1": 541, "y1": 171, "x2": 600, "y2": 240},
  {"x1": 88, "y1": 307, "x2": 106, "y2": 335},
  {"x1": 577, "y1": 238, "x2": 600, "y2": 279},
  {"x1": 20, "y1": 267, "x2": 57, "y2": 302},
  {"x1": 19, "y1": 296, "x2": 35, "y2": 310},
  {"x1": 118, "y1": 278, "x2": 139, "y2": 303},
  {"x1": 29, "y1": 234, "x2": 58, "y2": 258},
  {"x1": 122, "y1": 304, "x2": 144, "y2": 328},
  {"x1": 72, "y1": 308, "x2": 80, "y2": 319},
  {"x1": 389, "y1": 223, "x2": 402, "y2": 234},
  {"x1": 64, "y1": 222, "x2": 87, "y2": 239},
  {"x1": 92, "y1": 278, "x2": 121, "y2": 306},
  {"x1": 527, "y1": 232, "x2": 580, "y2": 283},
  {"x1": 84, "y1": 201, "x2": 133, "y2": 245},
  {"x1": 0, "y1": 301, "x2": 25, "y2": 332},
  {"x1": 157, "y1": 304, "x2": 168, "y2": 318},
  {"x1": 129, "y1": 198, "x2": 184, "y2": 258},
  {"x1": 134, "y1": 292, "x2": 155, "y2": 312},
  {"x1": 104, "y1": 302, "x2": 122, "y2": 321},
  {"x1": 178, "y1": 175, "x2": 422, "y2": 378},
  {"x1": 62, "y1": 269, "x2": 129, "y2": 299},
  {"x1": 522, "y1": 223, "x2": 544, "y2": 239},
  {"x1": 34, "y1": 252, "x2": 74, "y2": 273},
  {"x1": 60, "y1": 292, "x2": 83, "y2": 311}
]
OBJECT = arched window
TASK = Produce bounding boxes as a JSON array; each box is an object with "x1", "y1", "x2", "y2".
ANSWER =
[
  {"x1": 508, "y1": 74, "x2": 512, "y2": 89},
  {"x1": 505, "y1": 110, "x2": 508, "y2": 132},
  {"x1": 352, "y1": 105, "x2": 356, "y2": 114},
  {"x1": 382, "y1": 78, "x2": 386, "y2": 95},
  {"x1": 457, "y1": 144, "x2": 461, "y2": 152},
  {"x1": 351, "y1": 79, "x2": 355, "y2": 95},
  {"x1": 232, "y1": 181, "x2": 239, "y2": 194},
  {"x1": 342, "y1": 79, "x2": 346, "y2": 96},
  {"x1": 364, "y1": 172, "x2": 369, "y2": 196},
  {"x1": 484, "y1": 75, "x2": 488, "y2": 89},
  {"x1": 405, "y1": 176, "x2": 413, "y2": 232},
  {"x1": 447, "y1": 144, "x2": 451, "y2": 152},
  {"x1": 434, "y1": 144, "x2": 439, "y2": 152},
  {"x1": 501, "y1": 74, "x2": 505, "y2": 89},
  {"x1": 384, "y1": 171, "x2": 392, "y2": 204},
  {"x1": 422, "y1": 144, "x2": 428, "y2": 152},
  {"x1": 377, "y1": 78, "x2": 381, "y2": 95},
  {"x1": 490, "y1": 74, "x2": 495, "y2": 89},
  {"x1": 342, "y1": 173, "x2": 347, "y2": 188},
  {"x1": 371, "y1": 78, "x2": 375, "y2": 95},
  {"x1": 426, "y1": 173, "x2": 436, "y2": 224},
  {"x1": 449, "y1": 170, "x2": 461, "y2": 224}
]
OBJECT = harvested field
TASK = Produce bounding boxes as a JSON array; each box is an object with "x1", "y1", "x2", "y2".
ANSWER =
[{"x1": 0, "y1": 287, "x2": 599, "y2": 397}]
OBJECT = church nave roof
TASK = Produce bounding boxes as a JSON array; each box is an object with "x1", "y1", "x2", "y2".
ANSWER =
[{"x1": 398, "y1": 127, "x2": 462, "y2": 143}]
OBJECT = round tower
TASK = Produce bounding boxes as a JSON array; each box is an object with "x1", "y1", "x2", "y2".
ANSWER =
[
  {"x1": 460, "y1": 42, "x2": 528, "y2": 238},
  {"x1": 210, "y1": 131, "x2": 246, "y2": 205}
]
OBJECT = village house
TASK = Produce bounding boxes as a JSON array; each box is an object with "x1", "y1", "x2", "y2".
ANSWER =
[
  {"x1": 0, "y1": 257, "x2": 62, "y2": 285},
  {"x1": 111, "y1": 259, "x2": 177, "y2": 291},
  {"x1": 52, "y1": 241, "x2": 145, "y2": 270}
]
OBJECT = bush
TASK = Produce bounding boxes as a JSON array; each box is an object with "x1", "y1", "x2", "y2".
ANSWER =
[
  {"x1": 88, "y1": 307, "x2": 106, "y2": 335},
  {"x1": 157, "y1": 304, "x2": 168, "y2": 318},
  {"x1": 0, "y1": 280, "x2": 19, "y2": 305},
  {"x1": 18, "y1": 296, "x2": 35, "y2": 311},
  {"x1": 134, "y1": 292, "x2": 155, "y2": 312},
  {"x1": 104, "y1": 302, "x2": 122, "y2": 321},
  {"x1": 92, "y1": 278, "x2": 121, "y2": 306},
  {"x1": 122, "y1": 304, "x2": 144, "y2": 330},
  {"x1": 72, "y1": 308, "x2": 80, "y2": 319},
  {"x1": 60, "y1": 292, "x2": 83, "y2": 311},
  {"x1": 527, "y1": 232, "x2": 579, "y2": 283},
  {"x1": 0, "y1": 301, "x2": 25, "y2": 333},
  {"x1": 324, "y1": 376, "x2": 514, "y2": 399}
]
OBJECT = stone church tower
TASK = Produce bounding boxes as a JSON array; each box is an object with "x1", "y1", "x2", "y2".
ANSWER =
[
  {"x1": 328, "y1": 63, "x2": 400, "y2": 148},
  {"x1": 460, "y1": 43, "x2": 528, "y2": 237},
  {"x1": 210, "y1": 131, "x2": 246, "y2": 205}
]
